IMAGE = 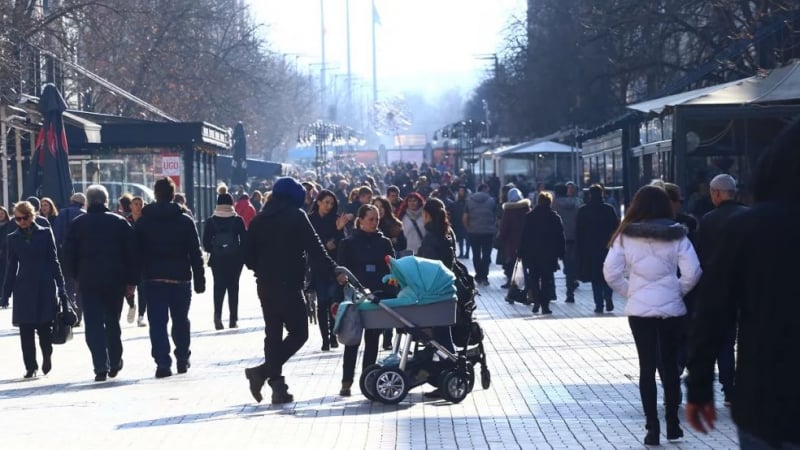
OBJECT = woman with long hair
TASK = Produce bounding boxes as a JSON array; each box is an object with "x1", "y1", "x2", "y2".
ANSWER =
[
  {"x1": 336, "y1": 204, "x2": 394, "y2": 396},
  {"x1": 603, "y1": 185, "x2": 701, "y2": 445},
  {"x1": 397, "y1": 192, "x2": 426, "y2": 254},
  {"x1": 203, "y1": 185, "x2": 247, "y2": 330},
  {"x1": 372, "y1": 196, "x2": 406, "y2": 254},
  {"x1": 2, "y1": 201, "x2": 67, "y2": 378},
  {"x1": 452, "y1": 186, "x2": 470, "y2": 258},
  {"x1": 39, "y1": 197, "x2": 58, "y2": 222},
  {"x1": 129, "y1": 196, "x2": 148, "y2": 327},
  {"x1": 308, "y1": 190, "x2": 349, "y2": 351}
]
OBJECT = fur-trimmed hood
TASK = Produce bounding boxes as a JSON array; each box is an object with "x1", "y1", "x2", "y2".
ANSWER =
[
  {"x1": 622, "y1": 219, "x2": 687, "y2": 241},
  {"x1": 502, "y1": 198, "x2": 531, "y2": 211}
]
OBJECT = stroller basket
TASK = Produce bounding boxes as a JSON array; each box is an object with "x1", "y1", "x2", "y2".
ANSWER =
[{"x1": 360, "y1": 299, "x2": 456, "y2": 329}]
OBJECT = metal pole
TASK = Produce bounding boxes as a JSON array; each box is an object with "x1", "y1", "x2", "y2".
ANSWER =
[
  {"x1": 345, "y1": 0, "x2": 352, "y2": 125},
  {"x1": 320, "y1": 0, "x2": 327, "y2": 117},
  {"x1": 17, "y1": 129, "x2": 25, "y2": 201},
  {"x1": 0, "y1": 106, "x2": 7, "y2": 207},
  {"x1": 371, "y1": 0, "x2": 378, "y2": 104}
]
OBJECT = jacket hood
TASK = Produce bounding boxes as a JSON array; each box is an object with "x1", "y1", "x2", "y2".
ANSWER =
[
  {"x1": 142, "y1": 201, "x2": 184, "y2": 218},
  {"x1": 622, "y1": 219, "x2": 687, "y2": 241},
  {"x1": 502, "y1": 198, "x2": 531, "y2": 211},
  {"x1": 470, "y1": 191, "x2": 492, "y2": 203},
  {"x1": 553, "y1": 197, "x2": 579, "y2": 210},
  {"x1": 261, "y1": 198, "x2": 297, "y2": 218}
]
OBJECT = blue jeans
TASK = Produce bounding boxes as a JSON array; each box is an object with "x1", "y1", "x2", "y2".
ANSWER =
[
  {"x1": 81, "y1": 292, "x2": 124, "y2": 374},
  {"x1": 145, "y1": 281, "x2": 191, "y2": 369},
  {"x1": 739, "y1": 430, "x2": 800, "y2": 450},
  {"x1": 591, "y1": 279, "x2": 613, "y2": 309}
]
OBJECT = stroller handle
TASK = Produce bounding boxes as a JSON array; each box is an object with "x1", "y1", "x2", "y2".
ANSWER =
[{"x1": 334, "y1": 266, "x2": 365, "y2": 290}]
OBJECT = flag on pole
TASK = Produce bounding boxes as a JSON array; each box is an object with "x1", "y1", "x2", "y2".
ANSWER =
[{"x1": 372, "y1": 2, "x2": 381, "y2": 26}]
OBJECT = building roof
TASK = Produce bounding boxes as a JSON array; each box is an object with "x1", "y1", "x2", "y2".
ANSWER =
[{"x1": 493, "y1": 140, "x2": 576, "y2": 157}]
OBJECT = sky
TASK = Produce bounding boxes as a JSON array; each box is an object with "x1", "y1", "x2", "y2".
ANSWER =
[{"x1": 248, "y1": 0, "x2": 527, "y2": 102}]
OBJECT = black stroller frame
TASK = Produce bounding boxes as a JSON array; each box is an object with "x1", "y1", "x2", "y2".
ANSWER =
[{"x1": 336, "y1": 265, "x2": 490, "y2": 405}]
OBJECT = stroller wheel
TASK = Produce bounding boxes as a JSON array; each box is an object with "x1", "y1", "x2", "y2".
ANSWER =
[
  {"x1": 373, "y1": 367, "x2": 409, "y2": 405},
  {"x1": 441, "y1": 371, "x2": 469, "y2": 404},
  {"x1": 480, "y1": 366, "x2": 491, "y2": 390},
  {"x1": 466, "y1": 365, "x2": 475, "y2": 393},
  {"x1": 359, "y1": 364, "x2": 383, "y2": 401}
]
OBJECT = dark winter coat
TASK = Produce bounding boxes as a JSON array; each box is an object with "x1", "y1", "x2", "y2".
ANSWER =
[
  {"x1": 576, "y1": 199, "x2": 619, "y2": 282},
  {"x1": 203, "y1": 212, "x2": 246, "y2": 268},
  {"x1": 552, "y1": 196, "x2": 580, "y2": 241},
  {"x1": 450, "y1": 198, "x2": 467, "y2": 236},
  {"x1": 135, "y1": 201, "x2": 204, "y2": 283},
  {"x1": 308, "y1": 211, "x2": 346, "y2": 258},
  {"x1": 695, "y1": 200, "x2": 748, "y2": 267},
  {"x1": 62, "y1": 204, "x2": 138, "y2": 295},
  {"x1": 686, "y1": 201, "x2": 800, "y2": 446},
  {"x1": 464, "y1": 191, "x2": 496, "y2": 235},
  {"x1": 518, "y1": 205, "x2": 565, "y2": 272},
  {"x1": 417, "y1": 223, "x2": 456, "y2": 270},
  {"x1": 499, "y1": 198, "x2": 531, "y2": 264},
  {"x1": 3, "y1": 223, "x2": 65, "y2": 325},
  {"x1": 52, "y1": 202, "x2": 85, "y2": 250},
  {"x1": 336, "y1": 228, "x2": 394, "y2": 292},
  {"x1": 244, "y1": 198, "x2": 337, "y2": 290}
]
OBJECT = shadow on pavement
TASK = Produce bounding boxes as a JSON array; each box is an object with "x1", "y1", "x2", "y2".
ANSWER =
[{"x1": 0, "y1": 378, "x2": 140, "y2": 398}]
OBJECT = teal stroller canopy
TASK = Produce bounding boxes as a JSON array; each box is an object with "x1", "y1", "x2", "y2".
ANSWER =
[{"x1": 359, "y1": 256, "x2": 457, "y2": 311}]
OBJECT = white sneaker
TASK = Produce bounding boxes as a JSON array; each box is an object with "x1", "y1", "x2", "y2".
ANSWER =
[
  {"x1": 137, "y1": 316, "x2": 146, "y2": 327},
  {"x1": 127, "y1": 305, "x2": 136, "y2": 323}
]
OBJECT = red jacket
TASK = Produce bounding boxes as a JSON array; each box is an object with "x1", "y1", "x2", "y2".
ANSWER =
[{"x1": 235, "y1": 198, "x2": 256, "y2": 229}]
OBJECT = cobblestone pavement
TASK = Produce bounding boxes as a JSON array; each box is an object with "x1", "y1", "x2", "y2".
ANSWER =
[{"x1": 0, "y1": 259, "x2": 739, "y2": 449}]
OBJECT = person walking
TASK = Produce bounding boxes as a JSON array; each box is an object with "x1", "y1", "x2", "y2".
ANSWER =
[
  {"x1": 686, "y1": 123, "x2": 800, "y2": 449},
  {"x1": 135, "y1": 177, "x2": 206, "y2": 379},
  {"x1": 518, "y1": 192, "x2": 565, "y2": 314},
  {"x1": 576, "y1": 185, "x2": 619, "y2": 313},
  {"x1": 53, "y1": 193, "x2": 86, "y2": 324},
  {"x1": 498, "y1": 188, "x2": 530, "y2": 288},
  {"x1": 0, "y1": 206, "x2": 10, "y2": 308},
  {"x1": 129, "y1": 196, "x2": 148, "y2": 327},
  {"x1": 203, "y1": 185, "x2": 246, "y2": 330},
  {"x1": 552, "y1": 183, "x2": 580, "y2": 302},
  {"x1": 308, "y1": 190, "x2": 349, "y2": 351},
  {"x1": 398, "y1": 192, "x2": 426, "y2": 255},
  {"x1": 603, "y1": 185, "x2": 701, "y2": 445},
  {"x1": 335, "y1": 204, "x2": 394, "y2": 396},
  {"x1": 463, "y1": 183, "x2": 497, "y2": 286},
  {"x1": 1, "y1": 201, "x2": 67, "y2": 378},
  {"x1": 235, "y1": 192, "x2": 257, "y2": 229},
  {"x1": 243, "y1": 177, "x2": 346, "y2": 404},
  {"x1": 451, "y1": 186, "x2": 470, "y2": 259},
  {"x1": 62, "y1": 185, "x2": 138, "y2": 382}
]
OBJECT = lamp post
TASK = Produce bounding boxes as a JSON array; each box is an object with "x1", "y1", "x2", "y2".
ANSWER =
[{"x1": 298, "y1": 121, "x2": 365, "y2": 179}]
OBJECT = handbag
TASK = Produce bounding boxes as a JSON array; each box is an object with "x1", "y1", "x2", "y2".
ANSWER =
[
  {"x1": 333, "y1": 301, "x2": 363, "y2": 346},
  {"x1": 505, "y1": 258, "x2": 529, "y2": 305},
  {"x1": 52, "y1": 294, "x2": 78, "y2": 345}
]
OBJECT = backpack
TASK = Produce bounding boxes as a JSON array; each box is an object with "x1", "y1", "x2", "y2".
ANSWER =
[{"x1": 211, "y1": 220, "x2": 239, "y2": 258}]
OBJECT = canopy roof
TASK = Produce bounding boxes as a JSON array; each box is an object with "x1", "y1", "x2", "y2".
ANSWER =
[
  {"x1": 493, "y1": 139, "x2": 576, "y2": 157},
  {"x1": 628, "y1": 61, "x2": 800, "y2": 114}
]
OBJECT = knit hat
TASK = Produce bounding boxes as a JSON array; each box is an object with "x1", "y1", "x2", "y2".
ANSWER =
[
  {"x1": 216, "y1": 184, "x2": 233, "y2": 205},
  {"x1": 26, "y1": 196, "x2": 40, "y2": 211},
  {"x1": 70, "y1": 193, "x2": 86, "y2": 205},
  {"x1": 507, "y1": 188, "x2": 523, "y2": 203},
  {"x1": 272, "y1": 177, "x2": 306, "y2": 208}
]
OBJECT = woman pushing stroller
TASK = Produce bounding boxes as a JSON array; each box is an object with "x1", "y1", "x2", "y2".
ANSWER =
[{"x1": 335, "y1": 204, "x2": 395, "y2": 396}]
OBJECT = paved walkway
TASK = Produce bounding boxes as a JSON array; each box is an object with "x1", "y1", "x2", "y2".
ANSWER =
[{"x1": 0, "y1": 259, "x2": 738, "y2": 449}]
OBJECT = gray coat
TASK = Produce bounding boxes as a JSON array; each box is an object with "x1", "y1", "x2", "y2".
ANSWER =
[
  {"x1": 3, "y1": 223, "x2": 65, "y2": 325},
  {"x1": 465, "y1": 192, "x2": 497, "y2": 235}
]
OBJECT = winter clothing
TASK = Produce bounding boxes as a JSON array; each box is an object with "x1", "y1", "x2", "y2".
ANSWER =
[
  {"x1": 603, "y1": 220, "x2": 701, "y2": 318},
  {"x1": 235, "y1": 198, "x2": 257, "y2": 229},
  {"x1": 272, "y1": 177, "x2": 306, "y2": 209},
  {"x1": 506, "y1": 188, "x2": 523, "y2": 203},
  {"x1": 401, "y1": 208, "x2": 426, "y2": 254},
  {"x1": 518, "y1": 205, "x2": 565, "y2": 306},
  {"x1": 308, "y1": 211, "x2": 346, "y2": 260},
  {"x1": 499, "y1": 198, "x2": 530, "y2": 265},
  {"x1": 203, "y1": 210, "x2": 247, "y2": 327},
  {"x1": 576, "y1": 197, "x2": 619, "y2": 309},
  {"x1": 687, "y1": 201, "x2": 800, "y2": 447},
  {"x1": 217, "y1": 192, "x2": 234, "y2": 206},
  {"x1": 464, "y1": 191, "x2": 497, "y2": 235},
  {"x1": 417, "y1": 224, "x2": 456, "y2": 270},
  {"x1": 52, "y1": 202, "x2": 86, "y2": 251}
]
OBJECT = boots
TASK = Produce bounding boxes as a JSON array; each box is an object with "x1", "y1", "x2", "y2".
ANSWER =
[
  {"x1": 666, "y1": 409, "x2": 684, "y2": 441},
  {"x1": 340, "y1": 381, "x2": 353, "y2": 396},
  {"x1": 244, "y1": 366, "x2": 266, "y2": 403},
  {"x1": 268, "y1": 377, "x2": 294, "y2": 404},
  {"x1": 644, "y1": 419, "x2": 660, "y2": 446},
  {"x1": 541, "y1": 301, "x2": 553, "y2": 315}
]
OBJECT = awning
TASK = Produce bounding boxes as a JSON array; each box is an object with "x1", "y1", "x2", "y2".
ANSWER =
[
  {"x1": 627, "y1": 61, "x2": 800, "y2": 114},
  {"x1": 493, "y1": 140, "x2": 577, "y2": 157}
]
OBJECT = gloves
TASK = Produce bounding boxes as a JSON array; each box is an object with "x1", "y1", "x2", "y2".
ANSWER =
[{"x1": 194, "y1": 277, "x2": 206, "y2": 294}]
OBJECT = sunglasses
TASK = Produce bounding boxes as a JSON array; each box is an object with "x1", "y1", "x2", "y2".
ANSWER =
[{"x1": 14, "y1": 215, "x2": 30, "y2": 222}]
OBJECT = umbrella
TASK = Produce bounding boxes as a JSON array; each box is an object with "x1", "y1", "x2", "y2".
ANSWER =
[
  {"x1": 230, "y1": 122, "x2": 248, "y2": 189},
  {"x1": 26, "y1": 83, "x2": 74, "y2": 208}
]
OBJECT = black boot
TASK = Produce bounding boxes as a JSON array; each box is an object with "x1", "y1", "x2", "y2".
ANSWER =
[
  {"x1": 541, "y1": 301, "x2": 553, "y2": 315},
  {"x1": 666, "y1": 408, "x2": 684, "y2": 441},
  {"x1": 268, "y1": 377, "x2": 294, "y2": 404},
  {"x1": 244, "y1": 366, "x2": 266, "y2": 403},
  {"x1": 531, "y1": 303, "x2": 540, "y2": 314},
  {"x1": 605, "y1": 297, "x2": 614, "y2": 312},
  {"x1": 644, "y1": 420, "x2": 660, "y2": 446}
]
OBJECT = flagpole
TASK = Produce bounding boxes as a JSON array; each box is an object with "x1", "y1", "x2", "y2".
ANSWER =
[
  {"x1": 346, "y1": 0, "x2": 352, "y2": 125},
  {"x1": 320, "y1": 0, "x2": 327, "y2": 118},
  {"x1": 371, "y1": 0, "x2": 378, "y2": 105}
]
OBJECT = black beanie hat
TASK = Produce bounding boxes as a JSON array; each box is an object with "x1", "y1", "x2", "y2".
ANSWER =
[{"x1": 216, "y1": 185, "x2": 233, "y2": 205}]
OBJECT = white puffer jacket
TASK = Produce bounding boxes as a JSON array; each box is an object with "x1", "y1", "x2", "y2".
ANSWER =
[{"x1": 603, "y1": 219, "x2": 701, "y2": 318}]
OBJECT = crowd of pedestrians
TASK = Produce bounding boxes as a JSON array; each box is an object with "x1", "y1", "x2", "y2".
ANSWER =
[{"x1": 0, "y1": 144, "x2": 797, "y2": 448}]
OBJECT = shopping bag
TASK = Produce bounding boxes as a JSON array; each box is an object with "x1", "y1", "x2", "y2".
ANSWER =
[
  {"x1": 505, "y1": 259, "x2": 529, "y2": 304},
  {"x1": 333, "y1": 301, "x2": 363, "y2": 346}
]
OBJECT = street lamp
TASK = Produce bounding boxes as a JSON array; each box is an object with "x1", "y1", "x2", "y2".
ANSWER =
[{"x1": 298, "y1": 121, "x2": 365, "y2": 179}]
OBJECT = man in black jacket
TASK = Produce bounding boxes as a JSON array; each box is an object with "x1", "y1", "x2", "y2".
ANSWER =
[
  {"x1": 686, "y1": 127, "x2": 800, "y2": 448},
  {"x1": 694, "y1": 174, "x2": 748, "y2": 406},
  {"x1": 135, "y1": 177, "x2": 205, "y2": 379},
  {"x1": 63, "y1": 185, "x2": 137, "y2": 382},
  {"x1": 243, "y1": 177, "x2": 346, "y2": 404}
]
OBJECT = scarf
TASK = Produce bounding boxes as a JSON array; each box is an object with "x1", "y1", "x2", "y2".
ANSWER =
[{"x1": 213, "y1": 205, "x2": 236, "y2": 218}]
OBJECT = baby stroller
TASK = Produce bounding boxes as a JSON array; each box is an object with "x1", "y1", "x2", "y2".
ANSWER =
[{"x1": 334, "y1": 256, "x2": 490, "y2": 405}]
